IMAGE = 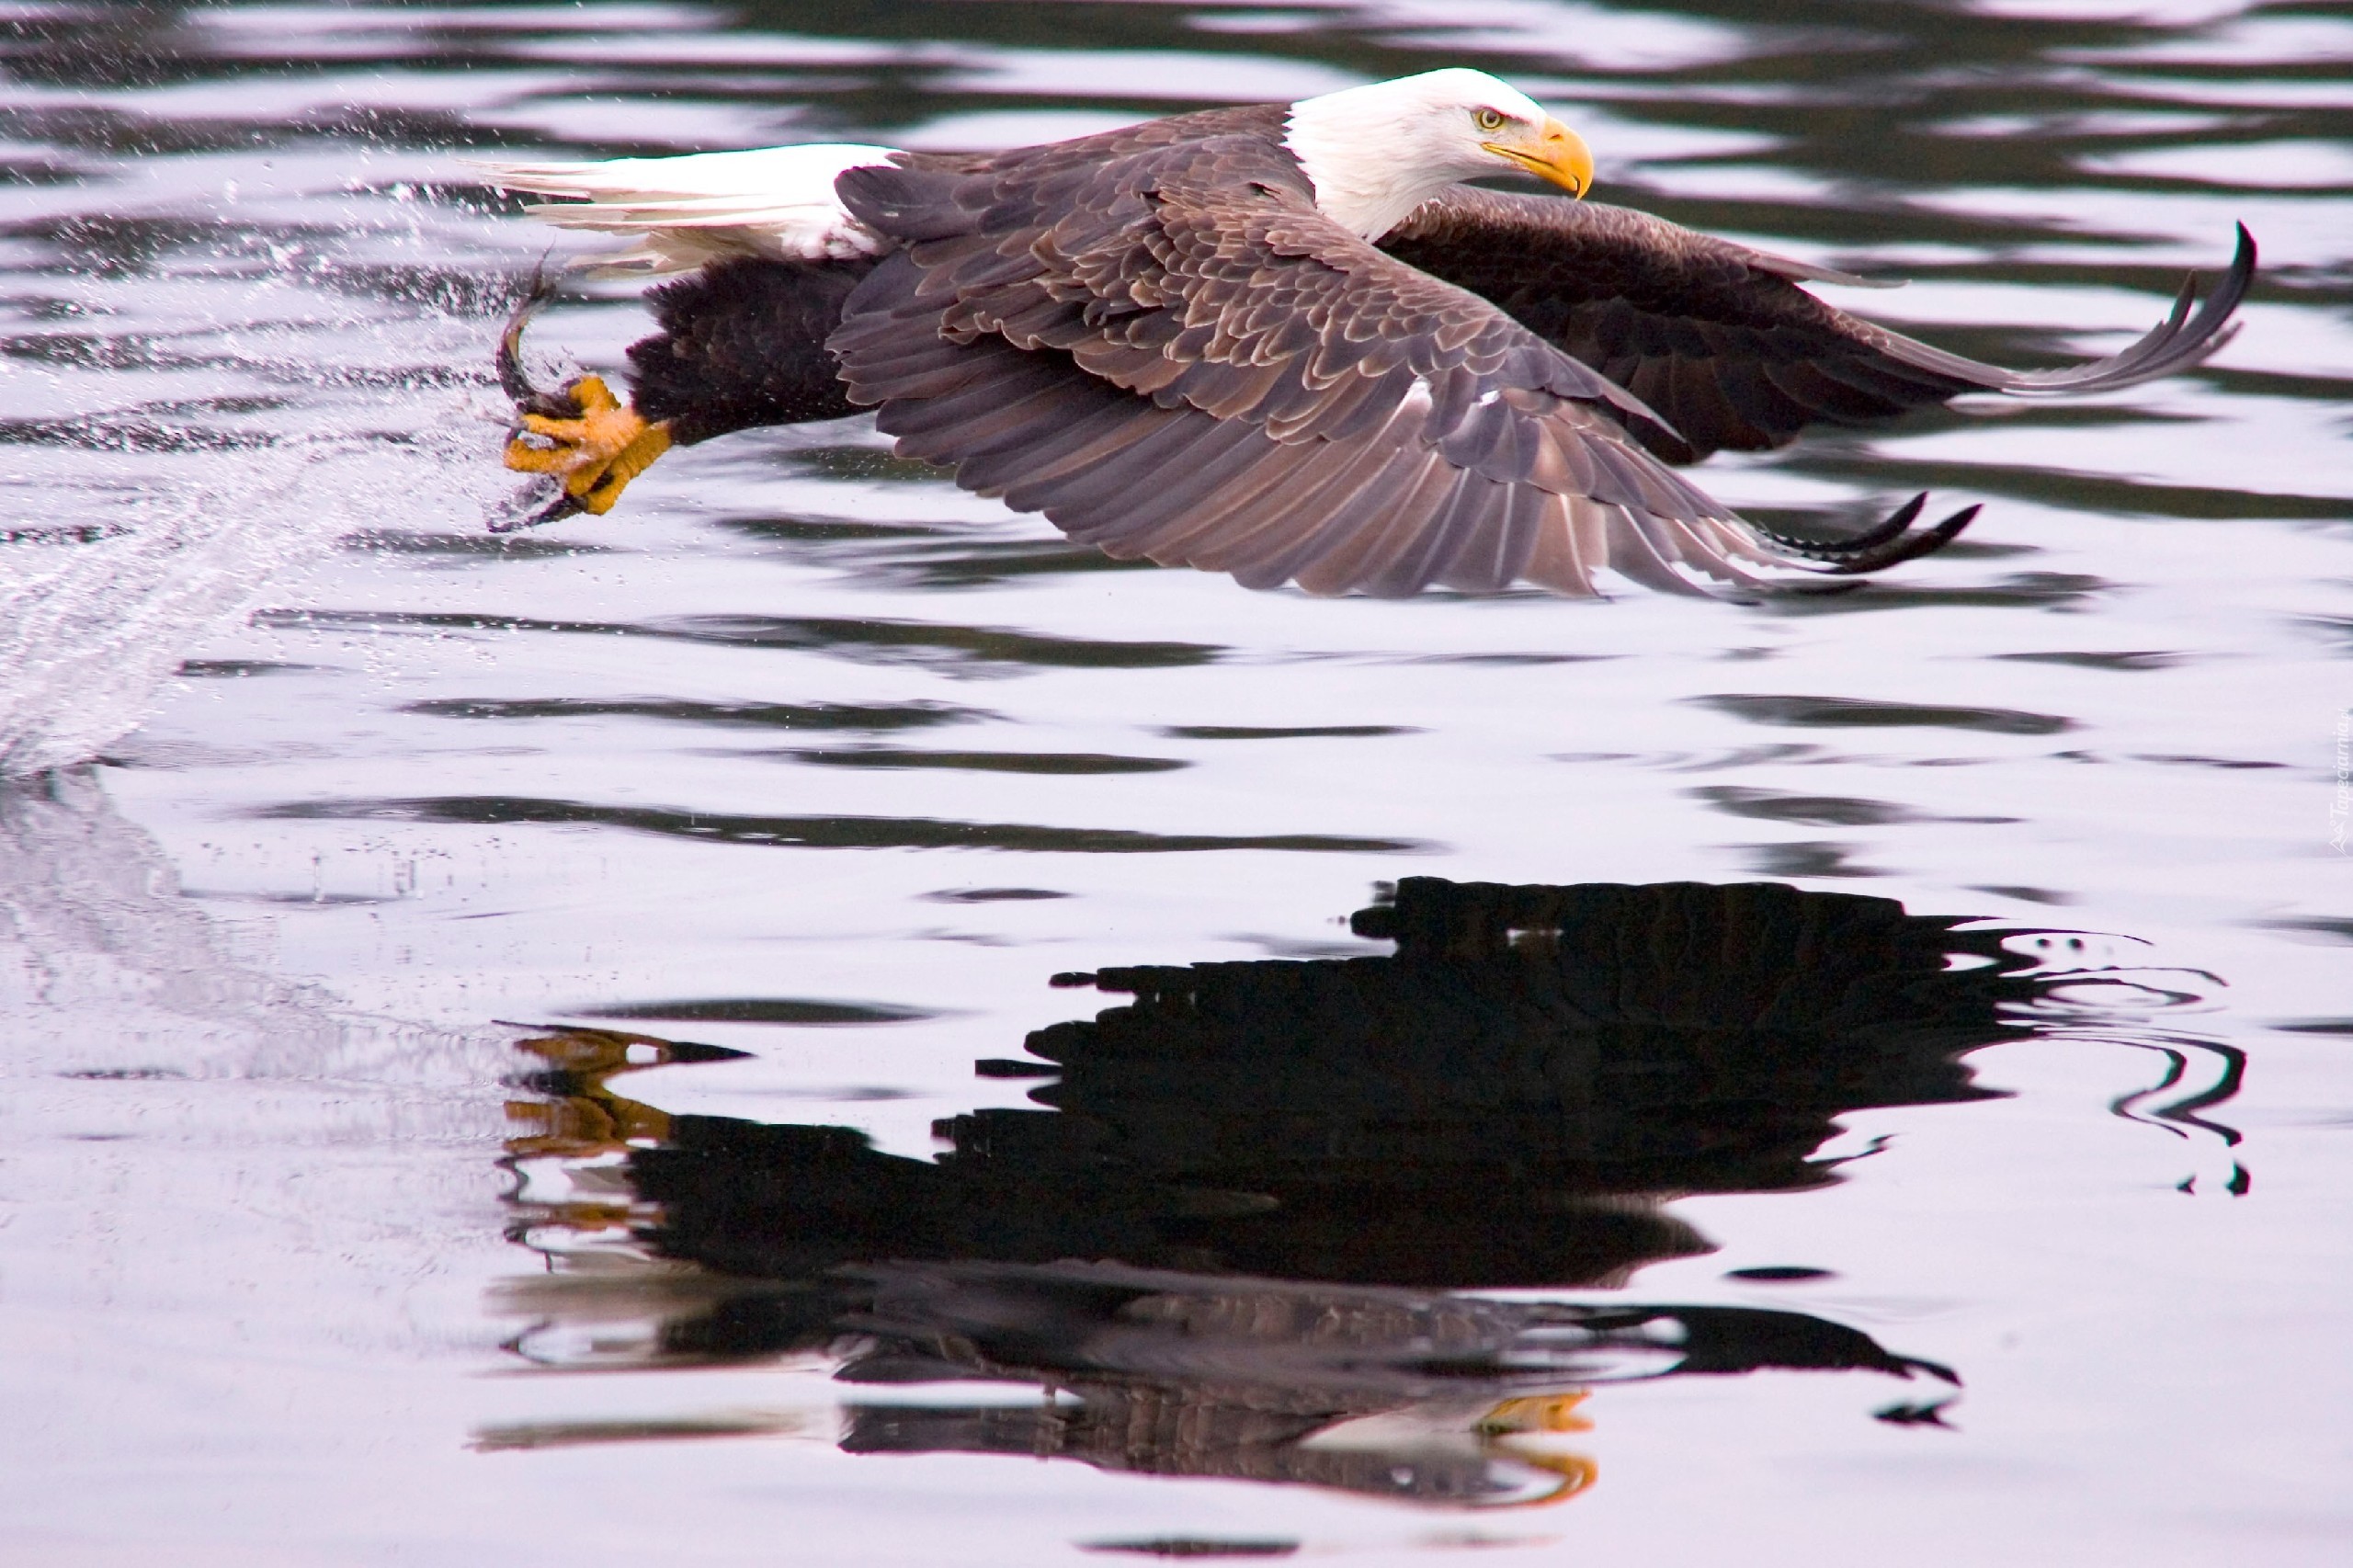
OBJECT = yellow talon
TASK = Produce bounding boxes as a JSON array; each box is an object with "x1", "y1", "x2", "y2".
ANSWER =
[{"x1": 503, "y1": 374, "x2": 673, "y2": 516}]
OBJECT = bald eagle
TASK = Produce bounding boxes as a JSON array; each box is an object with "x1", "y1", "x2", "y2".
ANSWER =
[{"x1": 480, "y1": 69, "x2": 2251, "y2": 598}]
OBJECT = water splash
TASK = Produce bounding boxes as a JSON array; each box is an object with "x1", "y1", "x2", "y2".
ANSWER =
[
  {"x1": 0, "y1": 433, "x2": 486, "y2": 776},
  {"x1": 0, "y1": 197, "x2": 521, "y2": 777}
]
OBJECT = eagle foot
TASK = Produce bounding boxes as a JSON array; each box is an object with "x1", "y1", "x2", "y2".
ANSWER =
[{"x1": 502, "y1": 373, "x2": 674, "y2": 517}]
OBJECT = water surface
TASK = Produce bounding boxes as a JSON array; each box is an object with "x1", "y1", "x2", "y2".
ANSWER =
[{"x1": 2, "y1": 3, "x2": 2349, "y2": 1564}]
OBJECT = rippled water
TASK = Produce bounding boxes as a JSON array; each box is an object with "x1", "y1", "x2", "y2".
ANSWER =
[{"x1": 3, "y1": 3, "x2": 2349, "y2": 1563}]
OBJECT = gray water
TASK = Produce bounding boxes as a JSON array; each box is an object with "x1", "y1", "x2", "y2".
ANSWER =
[{"x1": 2, "y1": 2, "x2": 2348, "y2": 1563}]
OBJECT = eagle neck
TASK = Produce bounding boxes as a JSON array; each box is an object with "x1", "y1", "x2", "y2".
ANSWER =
[{"x1": 1281, "y1": 99, "x2": 1461, "y2": 241}]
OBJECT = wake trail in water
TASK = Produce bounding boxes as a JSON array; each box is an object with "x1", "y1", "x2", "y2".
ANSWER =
[
  {"x1": 0, "y1": 202, "x2": 527, "y2": 777},
  {"x1": 0, "y1": 415, "x2": 506, "y2": 776}
]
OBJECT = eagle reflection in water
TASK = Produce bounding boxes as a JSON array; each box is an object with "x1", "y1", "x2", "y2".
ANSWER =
[{"x1": 495, "y1": 877, "x2": 2083, "y2": 1506}]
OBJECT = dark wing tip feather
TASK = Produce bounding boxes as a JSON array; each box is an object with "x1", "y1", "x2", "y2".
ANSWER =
[
  {"x1": 1746, "y1": 493, "x2": 1977, "y2": 577},
  {"x1": 1766, "y1": 493, "x2": 1926, "y2": 559},
  {"x1": 1822, "y1": 502, "x2": 1978, "y2": 574},
  {"x1": 1882, "y1": 224, "x2": 2256, "y2": 396}
]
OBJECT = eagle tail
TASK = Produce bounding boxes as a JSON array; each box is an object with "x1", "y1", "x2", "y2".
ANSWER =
[{"x1": 469, "y1": 144, "x2": 905, "y2": 274}]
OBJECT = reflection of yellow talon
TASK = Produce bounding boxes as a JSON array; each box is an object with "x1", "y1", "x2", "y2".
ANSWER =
[
  {"x1": 503, "y1": 374, "x2": 673, "y2": 516},
  {"x1": 503, "y1": 1027, "x2": 686, "y2": 1156},
  {"x1": 1479, "y1": 1392, "x2": 1593, "y2": 1435},
  {"x1": 1495, "y1": 1449, "x2": 1597, "y2": 1507},
  {"x1": 1478, "y1": 1392, "x2": 1597, "y2": 1508}
]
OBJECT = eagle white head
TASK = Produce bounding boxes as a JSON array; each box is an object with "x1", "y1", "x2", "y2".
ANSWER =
[{"x1": 1283, "y1": 68, "x2": 1596, "y2": 242}]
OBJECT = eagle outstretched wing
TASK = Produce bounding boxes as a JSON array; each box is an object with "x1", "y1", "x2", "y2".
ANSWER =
[
  {"x1": 828, "y1": 131, "x2": 1964, "y2": 598},
  {"x1": 1383, "y1": 188, "x2": 2254, "y2": 465}
]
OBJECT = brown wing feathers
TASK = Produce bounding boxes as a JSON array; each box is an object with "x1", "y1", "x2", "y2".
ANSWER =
[
  {"x1": 829, "y1": 127, "x2": 1827, "y2": 597},
  {"x1": 1382, "y1": 192, "x2": 1979, "y2": 464},
  {"x1": 1381, "y1": 188, "x2": 2252, "y2": 466}
]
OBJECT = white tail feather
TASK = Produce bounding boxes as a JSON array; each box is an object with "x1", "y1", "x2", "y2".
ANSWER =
[{"x1": 469, "y1": 143, "x2": 904, "y2": 275}]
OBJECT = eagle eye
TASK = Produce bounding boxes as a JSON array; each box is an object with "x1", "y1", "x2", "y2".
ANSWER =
[{"x1": 1472, "y1": 108, "x2": 1506, "y2": 133}]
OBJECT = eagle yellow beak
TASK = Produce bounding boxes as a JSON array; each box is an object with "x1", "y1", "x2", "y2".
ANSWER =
[{"x1": 1483, "y1": 117, "x2": 1595, "y2": 199}]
